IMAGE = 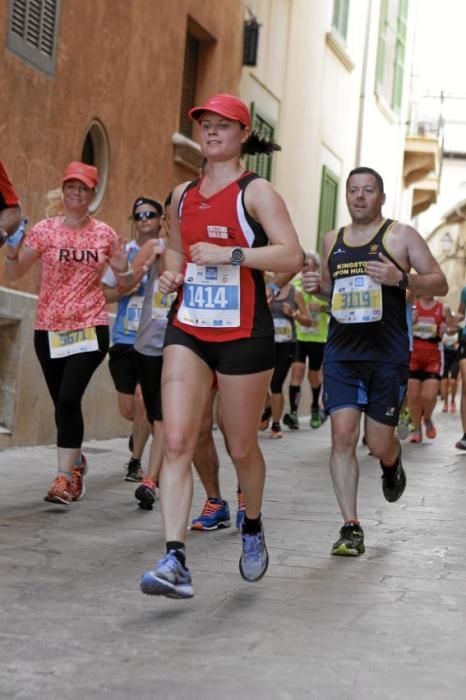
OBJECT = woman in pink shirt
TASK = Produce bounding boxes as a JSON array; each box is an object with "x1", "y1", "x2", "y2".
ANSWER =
[{"x1": 5, "y1": 162, "x2": 126, "y2": 505}]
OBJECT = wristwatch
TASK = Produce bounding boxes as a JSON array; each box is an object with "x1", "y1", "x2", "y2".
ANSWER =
[
  {"x1": 397, "y1": 271, "x2": 409, "y2": 290},
  {"x1": 230, "y1": 247, "x2": 245, "y2": 267}
]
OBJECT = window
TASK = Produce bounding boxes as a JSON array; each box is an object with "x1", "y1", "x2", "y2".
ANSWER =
[
  {"x1": 81, "y1": 120, "x2": 109, "y2": 213},
  {"x1": 7, "y1": 0, "x2": 61, "y2": 77},
  {"x1": 179, "y1": 33, "x2": 200, "y2": 139},
  {"x1": 332, "y1": 0, "x2": 350, "y2": 41},
  {"x1": 375, "y1": 0, "x2": 408, "y2": 113},
  {"x1": 317, "y1": 166, "x2": 339, "y2": 252},
  {"x1": 246, "y1": 105, "x2": 275, "y2": 182}
]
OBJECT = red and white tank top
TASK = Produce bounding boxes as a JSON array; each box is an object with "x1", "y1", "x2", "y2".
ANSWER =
[{"x1": 171, "y1": 172, "x2": 273, "y2": 342}]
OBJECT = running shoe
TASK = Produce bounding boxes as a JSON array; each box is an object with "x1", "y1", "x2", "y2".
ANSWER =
[
  {"x1": 331, "y1": 523, "x2": 365, "y2": 556},
  {"x1": 319, "y1": 408, "x2": 328, "y2": 424},
  {"x1": 140, "y1": 551, "x2": 193, "y2": 599},
  {"x1": 424, "y1": 418, "x2": 437, "y2": 440},
  {"x1": 397, "y1": 409, "x2": 411, "y2": 440},
  {"x1": 442, "y1": 402, "x2": 449, "y2": 413},
  {"x1": 44, "y1": 474, "x2": 72, "y2": 505},
  {"x1": 191, "y1": 499, "x2": 231, "y2": 531},
  {"x1": 310, "y1": 408, "x2": 321, "y2": 429},
  {"x1": 283, "y1": 411, "x2": 299, "y2": 430},
  {"x1": 124, "y1": 458, "x2": 143, "y2": 482},
  {"x1": 270, "y1": 422, "x2": 283, "y2": 439},
  {"x1": 259, "y1": 407, "x2": 272, "y2": 431},
  {"x1": 455, "y1": 437, "x2": 466, "y2": 450},
  {"x1": 135, "y1": 479, "x2": 156, "y2": 510},
  {"x1": 71, "y1": 454, "x2": 88, "y2": 502},
  {"x1": 381, "y1": 458, "x2": 406, "y2": 502},
  {"x1": 450, "y1": 402, "x2": 457, "y2": 413},
  {"x1": 239, "y1": 523, "x2": 269, "y2": 582},
  {"x1": 408, "y1": 428, "x2": 422, "y2": 443},
  {"x1": 236, "y1": 490, "x2": 245, "y2": 529}
]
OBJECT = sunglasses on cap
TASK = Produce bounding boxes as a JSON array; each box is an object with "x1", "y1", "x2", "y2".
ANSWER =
[{"x1": 134, "y1": 210, "x2": 160, "y2": 221}]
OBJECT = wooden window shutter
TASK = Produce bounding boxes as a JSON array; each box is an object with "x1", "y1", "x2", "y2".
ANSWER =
[
  {"x1": 179, "y1": 33, "x2": 200, "y2": 139},
  {"x1": 8, "y1": 0, "x2": 60, "y2": 76}
]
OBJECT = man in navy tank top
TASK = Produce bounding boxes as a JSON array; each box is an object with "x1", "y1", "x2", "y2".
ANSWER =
[{"x1": 302, "y1": 167, "x2": 448, "y2": 556}]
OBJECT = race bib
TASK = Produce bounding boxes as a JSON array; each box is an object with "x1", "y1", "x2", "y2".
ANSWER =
[
  {"x1": 413, "y1": 320, "x2": 437, "y2": 339},
  {"x1": 125, "y1": 295, "x2": 143, "y2": 331},
  {"x1": 274, "y1": 317, "x2": 293, "y2": 343},
  {"x1": 48, "y1": 327, "x2": 98, "y2": 358},
  {"x1": 177, "y1": 263, "x2": 240, "y2": 328},
  {"x1": 307, "y1": 309, "x2": 321, "y2": 335},
  {"x1": 152, "y1": 286, "x2": 177, "y2": 320},
  {"x1": 331, "y1": 275, "x2": 382, "y2": 323}
]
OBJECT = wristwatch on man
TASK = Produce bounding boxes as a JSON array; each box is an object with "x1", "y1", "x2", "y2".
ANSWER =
[
  {"x1": 397, "y1": 271, "x2": 409, "y2": 290},
  {"x1": 230, "y1": 246, "x2": 245, "y2": 267}
]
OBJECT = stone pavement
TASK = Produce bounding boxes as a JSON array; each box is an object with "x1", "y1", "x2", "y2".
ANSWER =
[{"x1": 1, "y1": 405, "x2": 466, "y2": 700}]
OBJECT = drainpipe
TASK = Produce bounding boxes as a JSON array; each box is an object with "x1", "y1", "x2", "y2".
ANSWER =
[{"x1": 355, "y1": 0, "x2": 373, "y2": 166}]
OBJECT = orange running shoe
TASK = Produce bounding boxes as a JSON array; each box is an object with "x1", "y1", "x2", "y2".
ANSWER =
[
  {"x1": 44, "y1": 475, "x2": 72, "y2": 505},
  {"x1": 71, "y1": 454, "x2": 88, "y2": 501},
  {"x1": 408, "y1": 429, "x2": 422, "y2": 444},
  {"x1": 424, "y1": 419, "x2": 437, "y2": 440}
]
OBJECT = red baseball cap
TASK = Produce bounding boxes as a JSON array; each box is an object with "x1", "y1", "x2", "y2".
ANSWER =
[
  {"x1": 62, "y1": 161, "x2": 98, "y2": 188},
  {"x1": 189, "y1": 94, "x2": 251, "y2": 128}
]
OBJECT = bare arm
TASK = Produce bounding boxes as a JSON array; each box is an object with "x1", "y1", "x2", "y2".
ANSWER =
[
  {"x1": 0, "y1": 205, "x2": 22, "y2": 243},
  {"x1": 301, "y1": 230, "x2": 336, "y2": 299},
  {"x1": 366, "y1": 224, "x2": 448, "y2": 296},
  {"x1": 4, "y1": 244, "x2": 39, "y2": 281},
  {"x1": 189, "y1": 179, "x2": 303, "y2": 274},
  {"x1": 293, "y1": 289, "x2": 313, "y2": 327},
  {"x1": 157, "y1": 183, "x2": 188, "y2": 294}
]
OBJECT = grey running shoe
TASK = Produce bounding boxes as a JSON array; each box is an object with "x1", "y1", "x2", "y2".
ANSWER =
[
  {"x1": 397, "y1": 410, "x2": 410, "y2": 440},
  {"x1": 331, "y1": 523, "x2": 365, "y2": 556},
  {"x1": 140, "y1": 551, "x2": 193, "y2": 599},
  {"x1": 382, "y1": 459, "x2": 406, "y2": 502},
  {"x1": 239, "y1": 523, "x2": 269, "y2": 582}
]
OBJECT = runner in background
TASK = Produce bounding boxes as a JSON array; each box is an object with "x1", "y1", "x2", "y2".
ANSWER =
[
  {"x1": 4, "y1": 162, "x2": 127, "y2": 505},
  {"x1": 103, "y1": 197, "x2": 163, "y2": 481}
]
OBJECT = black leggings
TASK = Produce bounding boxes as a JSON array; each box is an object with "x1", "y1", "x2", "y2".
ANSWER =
[
  {"x1": 34, "y1": 327, "x2": 109, "y2": 448},
  {"x1": 270, "y1": 342, "x2": 295, "y2": 394}
]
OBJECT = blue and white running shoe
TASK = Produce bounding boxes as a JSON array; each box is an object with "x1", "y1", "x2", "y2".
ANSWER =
[
  {"x1": 141, "y1": 551, "x2": 193, "y2": 599},
  {"x1": 191, "y1": 499, "x2": 231, "y2": 531}
]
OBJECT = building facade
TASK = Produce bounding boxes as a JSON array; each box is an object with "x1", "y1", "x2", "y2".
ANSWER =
[
  {"x1": 0, "y1": 0, "x2": 243, "y2": 445},
  {"x1": 241, "y1": 0, "x2": 421, "y2": 251}
]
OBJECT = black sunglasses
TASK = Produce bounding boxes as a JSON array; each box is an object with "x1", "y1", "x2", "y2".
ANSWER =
[{"x1": 134, "y1": 210, "x2": 159, "y2": 221}]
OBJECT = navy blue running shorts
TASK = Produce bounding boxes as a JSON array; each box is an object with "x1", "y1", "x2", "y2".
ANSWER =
[
  {"x1": 164, "y1": 323, "x2": 274, "y2": 375},
  {"x1": 322, "y1": 361, "x2": 408, "y2": 426}
]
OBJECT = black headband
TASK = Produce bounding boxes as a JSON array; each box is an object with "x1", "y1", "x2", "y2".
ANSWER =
[{"x1": 132, "y1": 196, "x2": 163, "y2": 218}]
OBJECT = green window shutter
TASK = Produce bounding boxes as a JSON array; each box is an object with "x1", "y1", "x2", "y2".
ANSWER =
[
  {"x1": 392, "y1": 0, "x2": 408, "y2": 112},
  {"x1": 375, "y1": 0, "x2": 389, "y2": 92},
  {"x1": 246, "y1": 103, "x2": 275, "y2": 182},
  {"x1": 317, "y1": 166, "x2": 339, "y2": 253},
  {"x1": 332, "y1": 0, "x2": 350, "y2": 41}
]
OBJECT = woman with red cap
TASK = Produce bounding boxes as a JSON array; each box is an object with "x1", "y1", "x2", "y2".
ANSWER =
[
  {"x1": 141, "y1": 94, "x2": 303, "y2": 599},
  {"x1": 5, "y1": 161, "x2": 127, "y2": 505}
]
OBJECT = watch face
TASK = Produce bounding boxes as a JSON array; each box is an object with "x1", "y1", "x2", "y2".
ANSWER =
[{"x1": 231, "y1": 247, "x2": 244, "y2": 264}]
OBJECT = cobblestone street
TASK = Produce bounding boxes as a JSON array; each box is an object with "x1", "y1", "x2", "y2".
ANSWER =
[{"x1": 1, "y1": 406, "x2": 466, "y2": 699}]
